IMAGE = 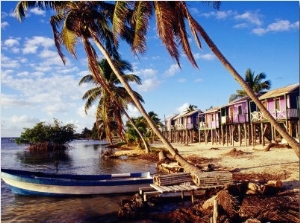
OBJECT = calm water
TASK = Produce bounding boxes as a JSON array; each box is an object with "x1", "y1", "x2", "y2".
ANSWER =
[{"x1": 1, "y1": 138, "x2": 157, "y2": 222}]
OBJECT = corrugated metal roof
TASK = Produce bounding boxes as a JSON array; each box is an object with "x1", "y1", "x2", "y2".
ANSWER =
[{"x1": 259, "y1": 83, "x2": 299, "y2": 100}]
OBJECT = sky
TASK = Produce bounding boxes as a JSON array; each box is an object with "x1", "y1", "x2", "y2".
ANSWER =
[{"x1": 1, "y1": 1, "x2": 299, "y2": 137}]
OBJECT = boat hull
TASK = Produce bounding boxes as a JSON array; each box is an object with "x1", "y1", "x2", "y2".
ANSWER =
[{"x1": 1, "y1": 168, "x2": 153, "y2": 196}]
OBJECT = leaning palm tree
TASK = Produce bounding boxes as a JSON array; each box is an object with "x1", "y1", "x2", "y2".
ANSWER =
[
  {"x1": 229, "y1": 68, "x2": 271, "y2": 102},
  {"x1": 15, "y1": 1, "x2": 299, "y2": 165},
  {"x1": 111, "y1": 1, "x2": 299, "y2": 157},
  {"x1": 14, "y1": 1, "x2": 203, "y2": 174},
  {"x1": 79, "y1": 58, "x2": 150, "y2": 152}
]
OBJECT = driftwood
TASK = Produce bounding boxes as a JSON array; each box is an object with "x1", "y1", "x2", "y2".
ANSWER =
[
  {"x1": 156, "y1": 151, "x2": 184, "y2": 173},
  {"x1": 264, "y1": 142, "x2": 291, "y2": 151}
]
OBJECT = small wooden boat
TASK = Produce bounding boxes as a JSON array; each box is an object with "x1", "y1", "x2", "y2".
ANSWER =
[{"x1": 1, "y1": 168, "x2": 153, "y2": 196}]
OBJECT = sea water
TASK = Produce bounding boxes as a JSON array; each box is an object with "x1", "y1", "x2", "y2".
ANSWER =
[{"x1": 1, "y1": 138, "x2": 157, "y2": 222}]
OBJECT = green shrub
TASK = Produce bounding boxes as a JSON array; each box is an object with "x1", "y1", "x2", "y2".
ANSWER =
[{"x1": 16, "y1": 119, "x2": 76, "y2": 151}]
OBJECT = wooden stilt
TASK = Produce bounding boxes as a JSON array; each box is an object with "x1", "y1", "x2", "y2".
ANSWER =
[{"x1": 238, "y1": 124, "x2": 241, "y2": 146}]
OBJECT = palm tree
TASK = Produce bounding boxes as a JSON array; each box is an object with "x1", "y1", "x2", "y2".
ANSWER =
[
  {"x1": 79, "y1": 58, "x2": 150, "y2": 152},
  {"x1": 146, "y1": 111, "x2": 162, "y2": 143},
  {"x1": 14, "y1": 1, "x2": 202, "y2": 174},
  {"x1": 15, "y1": 1, "x2": 299, "y2": 166},
  {"x1": 125, "y1": 116, "x2": 149, "y2": 148},
  {"x1": 111, "y1": 1, "x2": 299, "y2": 157},
  {"x1": 229, "y1": 68, "x2": 271, "y2": 102},
  {"x1": 186, "y1": 104, "x2": 198, "y2": 112}
]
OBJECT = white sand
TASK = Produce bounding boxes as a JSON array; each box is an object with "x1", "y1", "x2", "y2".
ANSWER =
[{"x1": 151, "y1": 141, "x2": 299, "y2": 182}]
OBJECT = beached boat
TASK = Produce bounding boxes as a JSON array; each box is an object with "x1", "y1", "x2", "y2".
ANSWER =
[{"x1": 1, "y1": 168, "x2": 153, "y2": 196}]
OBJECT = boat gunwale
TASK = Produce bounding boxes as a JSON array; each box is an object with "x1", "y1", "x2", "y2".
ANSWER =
[{"x1": 1, "y1": 168, "x2": 153, "y2": 186}]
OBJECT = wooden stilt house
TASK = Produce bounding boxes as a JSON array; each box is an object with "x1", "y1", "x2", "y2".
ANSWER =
[
  {"x1": 173, "y1": 110, "x2": 202, "y2": 144},
  {"x1": 249, "y1": 83, "x2": 299, "y2": 144},
  {"x1": 220, "y1": 96, "x2": 254, "y2": 146},
  {"x1": 163, "y1": 114, "x2": 177, "y2": 142},
  {"x1": 198, "y1": 107, "x2": 220, "y2": 144}
]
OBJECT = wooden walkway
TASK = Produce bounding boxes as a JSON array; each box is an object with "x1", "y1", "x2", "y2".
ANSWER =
[{"x1": 139, "y1": 171, "x2": 232, "y2": 203}]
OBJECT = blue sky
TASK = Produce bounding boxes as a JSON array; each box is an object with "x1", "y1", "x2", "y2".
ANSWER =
[{"x1": 1, "y1": 1, "x2": 299, "y2": 137}]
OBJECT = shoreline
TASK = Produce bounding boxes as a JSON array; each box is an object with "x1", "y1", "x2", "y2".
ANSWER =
[
  {"x1": 159, "y1": 141, "x2": 299, "y2": 181},
  {"x1": 115, "y1": 141, "x2": 299, "y2": 182}
]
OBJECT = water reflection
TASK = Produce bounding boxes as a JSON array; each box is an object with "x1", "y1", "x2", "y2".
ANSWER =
[
  {"x1": 2, "y1": 139, "x2": 157, "y2": 222},
  {"x1": 16, "y1": 150, "x2": 72, "y2": 173}
]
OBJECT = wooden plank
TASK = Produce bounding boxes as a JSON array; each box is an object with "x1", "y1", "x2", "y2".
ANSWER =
[
  {"x1": 150, "y1": 184, "x2": 167, "y2": 193},
  {"x1": 143, "y1": 191, "x2": 161, "y2": 202},
  {"x1": 139, "y1": 187, "x2": 153, "y2": 195}
]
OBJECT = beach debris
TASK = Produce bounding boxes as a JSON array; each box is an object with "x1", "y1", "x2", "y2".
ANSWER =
[{"x1": 225, "y1": 148, "x2": 250, "y2": 156}]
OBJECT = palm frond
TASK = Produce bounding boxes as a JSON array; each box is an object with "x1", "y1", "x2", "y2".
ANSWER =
[
  {"x1": 61, "y1": 25, "x2": 78, "y2": 58},
  {"x1": 79, "y1": 74, "x2": 95, "y2": 85},
  {"x1": 154, "y1": 2, "x2": 181, "y2": 67},
  {"x1": 130, "y1": 1, "x2": 152, "y2": 55}
]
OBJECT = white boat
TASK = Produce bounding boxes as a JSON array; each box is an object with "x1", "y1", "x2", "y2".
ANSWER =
[{"x1": 1, "y1": 168, "x2": 153, "y2": 196}]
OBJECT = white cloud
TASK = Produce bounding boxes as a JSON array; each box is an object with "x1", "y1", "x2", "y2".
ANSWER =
[
  {"x1": 163, "y1": 64, "x2": 180, "y2": 77},
  {"x1": 29, "y1": 7, "x2": 46, "y2": 16},
  {"x1": 1, "y1": 21, "x2": 9, "y2": 29},
  {"x1": 235, "y1": 11, "x2": 262, "y2": 26},
  {"x1": 23, "y1": 36, "x2": 54, "y2": 54},
  {"x1": 3, "y1": 38, "x2": 19, "y2": 47},
  {"x1": 233, "y1": 23, "x2": 248, "y2": 29},
  {"x1": 137, "y1": 78, "x2": 160, "y2": 92},
  {"x1": 138, "y1": 68, "x2": 157, "y2": 78},
  {"x1": 201, "y1": 10, "x2": 235, "y2": 19},
  {"x1": 252, "y1": 19, "x2": 299, "y2": 36},
  {"x1": 194, "y1": 78, "x2": 203, "y2": 83},
  {"x1": 1, "y1": 94, "x2": 32, "y2": 108},
  {"x1": 11, "y1": 115, "x2": 40, "y2": 124},
  {"x1": 178, "y1": 78, "x2": 186, "y2": 83},
  {"x1": 194, "y1": 53, "x2": 215, "y2": 61},
  {"x1": 176, "y1": 103, "x2": 189, "y2": 113},
  {"x1": 126, "y1": 104, "x2": 141, "y2": 118},
  {"x1": 1, "y1": 55, "x2": 20, "y2": 68}
]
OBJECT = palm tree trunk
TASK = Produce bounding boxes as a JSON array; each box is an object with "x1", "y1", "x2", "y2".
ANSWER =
[
  {"x1": 196, "y1": 23, "x2": 300, "y2": 158},
  {"x1": 90, "y1": 31, "x2": 202, "y2": 174},
  {"x1": 123, "y1": 110, "x2": 150, "y2": 153}
]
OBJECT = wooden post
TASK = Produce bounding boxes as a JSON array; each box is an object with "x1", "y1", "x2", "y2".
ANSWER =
[
  {"x1": 252, "y1": 123, "x2": 255, "y2": 146},
  {"x1": 238, "y1": 124, "x2": 241, "y2": 146},
  {"x1": 244, "y1": 123, "x2": 247, "y2": 146},
  {"x1": 262, "y1": 122, "x2": 265, "y2": 146},
  {"x1": 213, "y1": 199, "x2": 218, "y2": 223},
  {"x1": 231, "y1": 125, "x2": 235, "y2": 146},
  {"x1": 226, "y1": 125, "x2": 229, "y2": 146}
]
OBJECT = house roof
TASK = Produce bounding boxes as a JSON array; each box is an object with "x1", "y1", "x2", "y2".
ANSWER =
[
  {"x1": 173, "y1": 111, "x2": 189, "y2": 120},
  {"x1": 165, "y1": 114, "x2": 178, "y2": 121},
  {"x1": 173, "y1": 109, "x2": 202, "y2": 119},
  {"x1": 185, "y1": 109, "x2": 202, "y2": 116},
  {"x1": 203, "y1": 107, "x2": 220, "y2": 114},
  {"x1": 259, "y1": 83, "x2": 299, "y2": 100}
]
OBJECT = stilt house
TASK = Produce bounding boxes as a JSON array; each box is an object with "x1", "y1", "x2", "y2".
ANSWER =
[
  {"x1": 198, "y1": 107, "x2": 220, "y2": 144},
  {"x1": 173, "y1": 110, "x2": 202, "y2": 144},
  {"x1": 250, "y1": 83, "x2": 299, "y2": 142}
]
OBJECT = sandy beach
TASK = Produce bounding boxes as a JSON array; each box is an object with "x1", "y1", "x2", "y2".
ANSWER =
[{"x1": 150, "y1": 141, "x2": 299, "y2": 183}]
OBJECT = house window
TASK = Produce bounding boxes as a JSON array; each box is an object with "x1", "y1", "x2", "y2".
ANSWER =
[
  {"x1": 275, "y1": 98, "x2": 280, "y2": 110},
  {"x1": 238, "y1": 106, "x2": 242, "y2": 115}
]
